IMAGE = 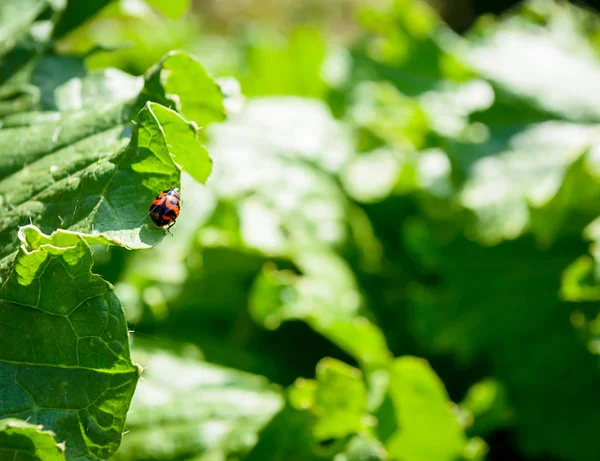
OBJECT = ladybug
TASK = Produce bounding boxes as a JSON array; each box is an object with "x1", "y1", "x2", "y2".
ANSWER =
[{"x1": 149, "y1": 187, "x2": 180, "y2": 234}]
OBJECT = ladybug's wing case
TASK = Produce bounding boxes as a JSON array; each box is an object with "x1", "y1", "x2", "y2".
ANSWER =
[
  {"x1": 164, "y1": 194, "x2": 180, "y2": 218},
  {"x1": 149, "y1": 188, "x2": 181, "y2": 228},
  {"x1": 149, "y1": 195, "x2": 168, "y2": 226},
  {"x1": 149, "y1": 195, "x2": 166, "y2": 212}
]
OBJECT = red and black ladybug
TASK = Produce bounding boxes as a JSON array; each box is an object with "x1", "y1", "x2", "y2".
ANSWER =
[{"x1": 149, "y1": 187, "x2": 180, "y2": 234}]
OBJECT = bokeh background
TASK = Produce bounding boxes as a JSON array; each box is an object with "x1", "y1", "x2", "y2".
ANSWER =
[{"x1": 57, "y1": 0, "x2": 600, "y2": 460}]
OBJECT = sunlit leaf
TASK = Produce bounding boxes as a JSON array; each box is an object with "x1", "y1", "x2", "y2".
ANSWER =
[
  {"x1": 387, "y1": 357, "x2": 467, "y2": 461},
  {"x1": 143, "y1": 50, "x2": 225, "y2": 127},
  {"x1": 289, "y1": 358, "x2": 370, "y2": 441}
]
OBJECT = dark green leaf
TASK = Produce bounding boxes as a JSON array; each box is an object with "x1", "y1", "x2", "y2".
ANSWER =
[{"x1": 0, "y1": 225, "x2": 139, "y2": 461}]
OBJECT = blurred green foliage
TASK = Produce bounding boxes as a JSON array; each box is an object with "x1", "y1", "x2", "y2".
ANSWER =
[{"x1": 4, "y1": 0, "x2": 600, "y2": 460}]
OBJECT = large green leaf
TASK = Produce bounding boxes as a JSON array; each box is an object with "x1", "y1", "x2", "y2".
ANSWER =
[
  {"x1": 112, "y1": 341, "x2": 283, "y2": 461},
  {"x1": 0, "y1": 99, "x2": 179, "y2": 276},
  {"x1": 0, "y1": 225, "x2": 139, "y2": 461},
  {"x1": 0, "y1": 49, "x2": 219, "y2": 280},
  {"x1": 0, "y1": 418, "x2": 66, "y2": 461}
]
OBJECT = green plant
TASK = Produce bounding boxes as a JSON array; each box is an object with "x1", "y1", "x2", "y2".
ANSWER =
[{"x1": 4, "y1": 0, "x2": 600, "y2": 460}]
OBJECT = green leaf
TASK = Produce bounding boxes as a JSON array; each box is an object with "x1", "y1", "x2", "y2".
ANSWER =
[
  {"x1": 387, "y1": 357, "x2": 467, "y2": 461},
  {"x1": 249, "y1": 360, "x2": 380, "y2": 461},
  {"x1": 0, "y1": 100, "x2": 170, "y2": 275},
  {"x1": 148, "y1": 103, "x2": 212, "y2": 184},
  {"x1": 0, "y1": 50, "x2": 219, "y2": 279},
  {"x1": 289, "y1": 358, "x2": 370, "y2": 441},
  {"x1": 111, "y1": 341, "x2": 283, "y2": 461},
  {"x1": 0, "y1": 418, "x2": 66, "y2": 461},
  {"x1": 0, "y1": 225, "x2": 139, "y2": 460},
  {"x1": 143, "y1": 50, "x2": 225, "y2": 127},
  {"x1": 249, "y1": 250, "x2": 391, "y2": 369}
]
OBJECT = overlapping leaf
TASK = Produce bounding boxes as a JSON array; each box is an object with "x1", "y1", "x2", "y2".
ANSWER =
[{"x1": 0, "y1": 3, "x2": 224, "y2": 461}]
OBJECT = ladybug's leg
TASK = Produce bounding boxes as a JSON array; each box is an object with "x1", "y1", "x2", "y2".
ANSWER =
[{"x1": 166, "y1": 220, "x2": 176, "y2": 236}]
